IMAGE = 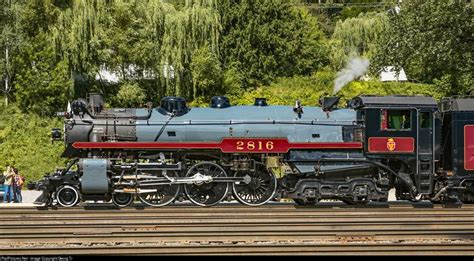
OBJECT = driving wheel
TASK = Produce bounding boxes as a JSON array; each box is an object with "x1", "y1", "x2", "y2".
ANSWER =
[{"x1": 184, "y1": 162, "x2": 229, "y2": 207}]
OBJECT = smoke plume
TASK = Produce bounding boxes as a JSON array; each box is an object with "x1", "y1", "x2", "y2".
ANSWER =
[{"x1": 333, "y1": 57, "x2": 370, "y2": 94}]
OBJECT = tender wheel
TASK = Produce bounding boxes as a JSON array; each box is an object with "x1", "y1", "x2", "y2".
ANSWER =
[
  {"x1": 56, "y1": 185, "x2": 80, "y2": 208},
  {"x1": 138, "y1": 171, "x2": 180, "y2": 207},
  {"x1": 112, "y1": 193, "x2": 134, "y2": 208},
  {"x1": 184, "y1": 162, "x2": 229, "y2": 207},
  {"x1": 232, "y1": 163, "x2": 277, "y2": 206}
]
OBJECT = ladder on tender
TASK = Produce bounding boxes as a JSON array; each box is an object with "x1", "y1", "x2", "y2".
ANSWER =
[{"x1": 417, "y1": 152, "x2": 434, "y2": 193}]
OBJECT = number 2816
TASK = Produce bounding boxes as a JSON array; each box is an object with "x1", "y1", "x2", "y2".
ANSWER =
[{"x1": 236, "y1": 141, "x2": 274, "y2": 151}]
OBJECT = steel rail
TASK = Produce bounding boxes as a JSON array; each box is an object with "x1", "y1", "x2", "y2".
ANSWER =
[
  {"x1": 2, "y1": 205, "x2": 474, "y2": 255},
  {"x1": 3, "y1": 243, "x2": 474, "y2": 255},
  {"x1": 2, "y1": 202, "x2": 474, "y2": 212}
]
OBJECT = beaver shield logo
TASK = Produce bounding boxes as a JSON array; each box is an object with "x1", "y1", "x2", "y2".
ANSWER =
[{"x1": 387, "y1": 138, "x2": 396, "y2": 152}]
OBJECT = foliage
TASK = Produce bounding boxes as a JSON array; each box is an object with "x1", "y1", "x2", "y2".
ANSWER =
[
  {"x1": 330, "y1": 11, "x2": 388, "y2": 70},
  {"x1": 297, "y1": 0, "x2": 391, "y2": 37},
  {"x1": 0, "y1": 98, "x2": 6, "y2": 130},
  {"x1": 373, "y1": 0, "x2": 473, "y2": 95},
  {"x1": 0, "y1": 0, "x2": 23, "y2": 105},
  {"x1": 337, "y1": 80, "x2": 441, "y2": 104},
  {"x1": 218, "y1": 70, "x2": 439, "y2": 108},
  {"x1": 13, "y1": 33, "x2": 72, "y2": 116},
  {"x1": 1, "y1": 1, "x2": 469, "y2": 108},
  {"x1": 219, "y1": 0, "x2": 329, "y2": 88},
  {"x1": 191, "y1": 69, "x2": 333, "y2": 107},
  {"x1": 337, "y1": 0, "x2": 389, "y2": 21},
  {"x1": 115, "y1": 82, "x2": 146, "y2": 108},
  {"x1": 190, "y1": 45, "x2": 223, "y2": 98},
  {"x1": 222, "y1": 67, "x2": 246, "y2": 95},
  {"x1": 52, "y1": 0, "x2": 222, "y2": 99},
  {"x1": 0, "y1": 105, "x2": 65, "y2": 182}
]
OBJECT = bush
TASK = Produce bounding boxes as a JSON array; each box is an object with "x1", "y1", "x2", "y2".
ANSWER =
[
  {"x1": 0, "y1": 105, "x2": 65, "y2": 183},
  {"x1": 338, "y1": 81, "x2": 442, "y2": 105},
  {"x1": 115, "y1": 82, "x2": 146, "y2": 107},
  {"x1": 221, "y1": 73, "x2": 440, "y2": 108},
  {"x1": 223, "y1": 70, "x2": 334, "y2": 107}
]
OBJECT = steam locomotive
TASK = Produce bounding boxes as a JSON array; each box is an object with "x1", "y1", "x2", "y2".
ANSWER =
[{"x1": 33, "y1": 93, "x2": 474, "y2": 208}]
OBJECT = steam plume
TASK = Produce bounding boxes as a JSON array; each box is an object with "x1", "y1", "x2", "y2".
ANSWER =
[{"x1": 333, "y1": 57, "x2": 370, "y2": 94}]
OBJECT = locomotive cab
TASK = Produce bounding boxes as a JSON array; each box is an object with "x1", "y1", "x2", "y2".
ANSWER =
[{"x1": 350, "y1": 96, "x2": 440, "y2": 197}]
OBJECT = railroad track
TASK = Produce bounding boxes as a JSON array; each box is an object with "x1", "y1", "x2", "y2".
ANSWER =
[{"x1": 2, "y1": 202, "x2": 474, "y2": 255}]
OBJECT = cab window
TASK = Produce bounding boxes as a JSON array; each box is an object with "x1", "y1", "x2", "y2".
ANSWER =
[
  {"x1": 420, "y1": 112, "x2": 432, "y2": 128},
  {"x1": 381, "y1": 110, "x2": 411, "y2": 131}
]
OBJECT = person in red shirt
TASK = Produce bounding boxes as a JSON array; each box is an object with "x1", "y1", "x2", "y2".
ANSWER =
[{"x1": 13, "y1": 168, "x2": 25, "y2": 203}]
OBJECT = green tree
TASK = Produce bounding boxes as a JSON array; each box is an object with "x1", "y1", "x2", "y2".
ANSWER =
[
  {"x1": 190, "y1": 46, "x2": 223, "y2": 98},
  {"x1": 330, "y1": 11, "x2": 388, "y2": 70},
  {"x1": 373, "y1": 0, "x2": 473, "y2": 95},
  {"x1": 220, "y1": 0, "x2": 328, "y2": 88},
  {"x1": 14, "y1": 33, "x2": 72, "y2": 116},
  {"x1": 337, "y1": 0, "x2": 390, "y2": 21},
  {"x1": 115, "y1": 82, "x2": 146, "y2": 108},
  {"x1": 294, "y1": 0, "x2": 390, "y2": 37},
  {"x1": 52, "y1": 0, "x2": 222, "y2": 100},
  {"x1": 0, "y1": 105, "x2": 65, "y2": 182},
  {"x1": 0, "y1": 0, "x2": 24, "y2": 106}
]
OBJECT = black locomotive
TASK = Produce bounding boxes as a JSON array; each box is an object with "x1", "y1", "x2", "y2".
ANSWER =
[{"x1": 33, "y1": 93, "x2": 474, "y2": 207}]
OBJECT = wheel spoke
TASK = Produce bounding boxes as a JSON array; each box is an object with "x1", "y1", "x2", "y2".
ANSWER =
[
  {"x1": 184, "y1": 162, "x2": 229, "y2": 207},
  {"x1": 232, "y1": 163, "x2": 277, "y2": 206},
  {"x1": 138, "y1": 171, "x2": 180, "y2": 207}
]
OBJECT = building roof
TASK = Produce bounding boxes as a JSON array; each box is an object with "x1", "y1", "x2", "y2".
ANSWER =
[{"x1": 380, "y1": 66, "x2": 408, "y2": 82}]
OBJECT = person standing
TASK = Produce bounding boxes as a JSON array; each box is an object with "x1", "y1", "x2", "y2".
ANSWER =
[
  {"x1": 13, "y1": 168, "x2": 24, "y2": 203},
  {"x1": 2, "y1": 165, "x2": 15, "y2": 204}
]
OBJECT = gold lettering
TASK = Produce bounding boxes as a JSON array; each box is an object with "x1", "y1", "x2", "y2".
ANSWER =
[
  {"x1": 247, "y1": 141, "x2": 255, "y2": 150},
  {"x1": 266, "y1": 141, "x2": 274, "y2": 150},
  {"x1": 236, "y1": 141, "x2": 245, "y2": 150}
]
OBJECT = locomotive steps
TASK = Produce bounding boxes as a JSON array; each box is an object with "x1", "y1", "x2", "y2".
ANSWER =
[{"x1": 2, "y1": 203, "x2": 474, "y2": 255}]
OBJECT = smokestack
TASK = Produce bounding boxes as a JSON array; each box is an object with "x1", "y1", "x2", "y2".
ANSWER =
[{"x1": 319, "y1": 96, "x2": 341, "y2": 111}]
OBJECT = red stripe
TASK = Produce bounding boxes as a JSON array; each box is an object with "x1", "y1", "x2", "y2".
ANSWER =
[
  {"x1": 73, "y1": 138, "x2": 362, "y2": 153},
  {"x1": 73, "y1": 142, "x2": 218, "y2": 150},
  {"x1": 289, "y1": 142, "x2": 363, "y2": 149}
]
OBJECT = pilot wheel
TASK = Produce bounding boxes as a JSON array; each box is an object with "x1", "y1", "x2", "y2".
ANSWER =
[
  {"x1": 56, "y1": 185, "x2": 80, "y2": 208},
  {"x1": 112, "y1": 193, "x2": 134, "y2": 208}
]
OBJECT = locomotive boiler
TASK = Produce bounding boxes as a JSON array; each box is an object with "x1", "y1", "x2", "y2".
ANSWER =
[{"x1": 34, "y1": 93, "x2": 474, "y2": 207}]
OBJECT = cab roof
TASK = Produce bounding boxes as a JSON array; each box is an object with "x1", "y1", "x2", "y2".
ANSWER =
[{"x1": 349, "y1": 95, "x2": 438, "y2": 109}]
